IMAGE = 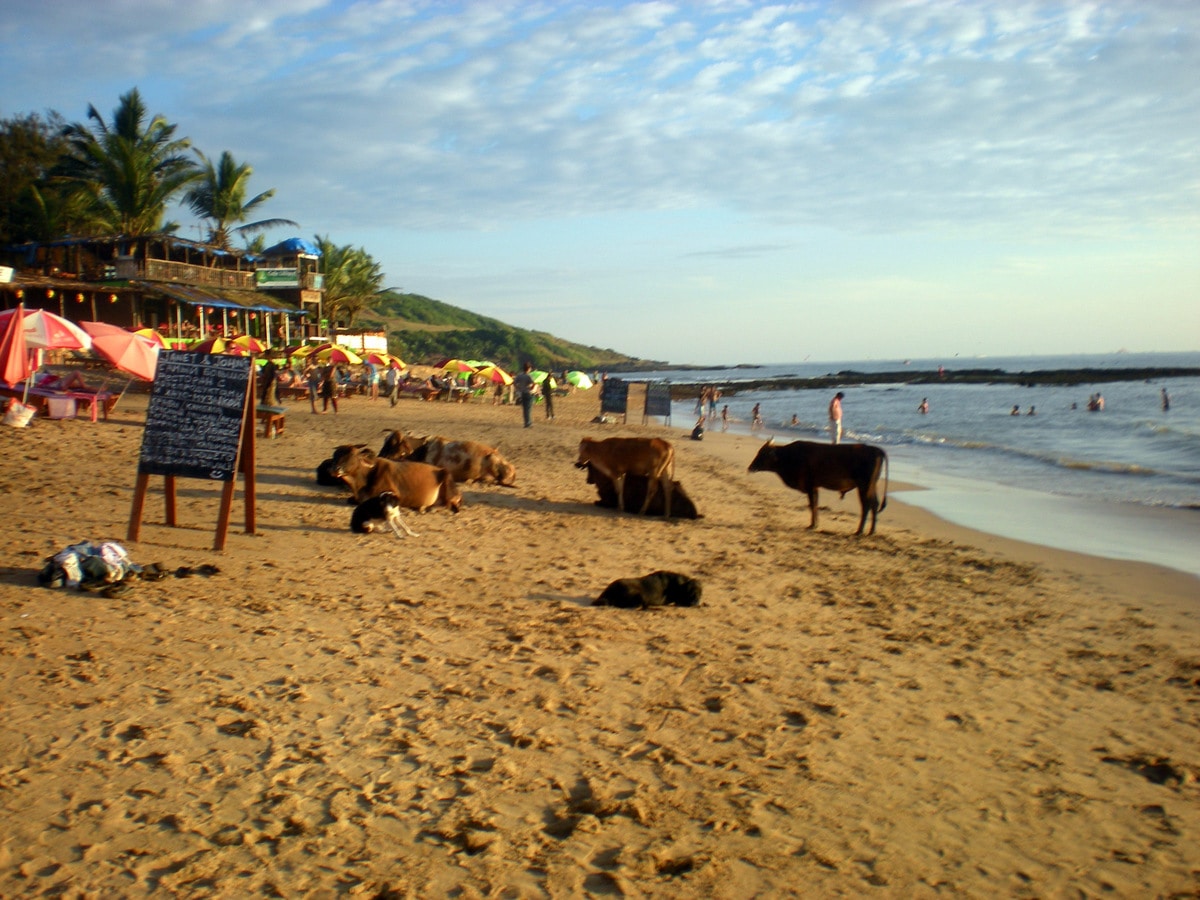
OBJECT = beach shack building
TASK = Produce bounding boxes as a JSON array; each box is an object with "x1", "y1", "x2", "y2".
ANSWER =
[{"x1": 0, "y1": 233, "x2": 322, "y2": 348}]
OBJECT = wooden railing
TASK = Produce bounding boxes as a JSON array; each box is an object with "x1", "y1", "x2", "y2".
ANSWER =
[{"x1": 143, "y1": 259, "x2": 255, "y2": 289}]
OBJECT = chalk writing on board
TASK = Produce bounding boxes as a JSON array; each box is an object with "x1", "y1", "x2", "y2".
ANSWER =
[
  {"x1": 138, "y1": 352, "x2": 252, "y2": 481},
  {"x1": 645, "y1": 382, "x2": 672, "y2": 417},
  {"x1": 600, "y1": 377, "x2": 629, "y2": 415}
]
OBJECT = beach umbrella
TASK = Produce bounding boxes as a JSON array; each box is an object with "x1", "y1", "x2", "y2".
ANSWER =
[
  {"x1": 0, "y1": 302, "x2": 32, "y2": 386},
  {"x1": 440, "y1": 358, "x2": 477, "y2": 374},
  {"x1": 530, "y1": 370, "x2": 557, "y2": 389},
  {"x1": 308, "y1": 344, "x2": 363, "y2": 365},
  {"x1": 474, "y1": 364, "x2": 513, "y2": 385},
  {"x1": 80, "y1": 321, "x2": 160, "y2": 382},
  {"x1": 228, "y1": 333, "x2": 267, "y2": 353},
  {"x1": 0, "y1": 307, "x2": 92, "y2": 351},
  {"x1": 191, "y1": 337, "x2": 248, "y2": 355},
  {"x1": 366, "y1": 351, "x2": 405, "y2": 369},
  {"x1": 133, "y1": 328, "x2": 168, "y2": 348},
  {"x1": 565, "y1": 370, "x2": 593, "y2": 389}
]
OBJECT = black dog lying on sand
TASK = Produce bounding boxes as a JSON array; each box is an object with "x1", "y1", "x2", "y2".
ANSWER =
[{"x1": 594, "y1": 571, "x2": 702, "y2": 609}]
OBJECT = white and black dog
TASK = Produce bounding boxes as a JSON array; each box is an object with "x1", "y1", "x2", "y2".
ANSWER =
[{"x1": 350, "y1": 492, "x2": 418, "y2": 538}]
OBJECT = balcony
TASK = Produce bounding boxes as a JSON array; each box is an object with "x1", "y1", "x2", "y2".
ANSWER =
[{"x1": 142, "y1": 258, "x2": 255, "y2": 289}]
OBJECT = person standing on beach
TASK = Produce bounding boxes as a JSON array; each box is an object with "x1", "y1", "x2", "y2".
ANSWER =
[
  {"x1": 305, "y1": 363, "x2": 322, "y2": 414},
  {"x1": 541, "y1": 373, "x2": 555, "y2": 421},
  {"x1": 721, "y1": 405, "x2": 729, "y2": 431},
  {"x1": 751, "y1": 403, "x2": 763, "y2": 431},
  {"x1": 514, "y1": 362, "x2": 535, "y2": 428},
  {"x1": 259, "y1": 354, "x2": 280, "y2": 407},
  {"x1": 320, "y1": 364, "x2": 338, "y2": 414},
  {"x1": 828, "y1": 392, "x2": 845, "y2": 443}
]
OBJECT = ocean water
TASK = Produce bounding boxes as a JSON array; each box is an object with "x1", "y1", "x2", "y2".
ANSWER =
[{"x1": 611, "y1": 352, "x2": 1200, "y2": 577}]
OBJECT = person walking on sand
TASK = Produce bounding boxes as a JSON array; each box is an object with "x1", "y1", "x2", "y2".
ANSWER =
[
  {"x1": 828, "y1": 392, "x2": 844, "y2": 444},
  {"x1": 514, "y1": 362, "x2": 535, "y2": 428},
  {"x1": 305, "y1": 363, "x2": 322, "y2": 414}
]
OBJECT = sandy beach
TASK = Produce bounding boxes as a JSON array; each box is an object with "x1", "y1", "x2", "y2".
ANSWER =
[{"x1": 1, "y1": 385, "x2": 1197, "y2": 898}]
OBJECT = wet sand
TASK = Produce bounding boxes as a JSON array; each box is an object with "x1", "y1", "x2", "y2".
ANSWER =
[{"x1": 1, "y1": 387, "x2": 1197, "y2": 897}]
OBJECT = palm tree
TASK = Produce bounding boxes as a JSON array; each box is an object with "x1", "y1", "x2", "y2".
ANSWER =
[
  {"x1": 54, "y1": 87, "x2": 199, "y2": 235},
  {"x1": 316, "y1": 234, "x2": 385, "y2": 330},
  {"x1": 184, "y1": 150, "x2": 298, "y2": 249}
]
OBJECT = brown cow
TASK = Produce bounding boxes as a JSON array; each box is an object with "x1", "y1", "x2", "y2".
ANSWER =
[
  {"x1": 330, "y1": 445, "x2": 462, "y2": 514},
  {"x1": 747, "y1": 439, "x2": 888, "y2": 534},
  {"x1": 378, "y1": 429, "x2": 422, "y2": 461},
  {"x1": 317, "y1": 443, "x2": 372, "y2": 485},
  {"x1": 576, "y1": 437, "x2": 675, "y2": 517},
  {"x1": 419, "y1": 437, "x2": 516, "y2": 486}
]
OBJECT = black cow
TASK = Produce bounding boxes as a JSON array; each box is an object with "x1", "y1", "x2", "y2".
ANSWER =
[
  {"x1": 747, "y1": 439, "x2": 888, "y2": 535},
  {"x1": 584, "y1": 464, "x2": 701, "y2": 519}
]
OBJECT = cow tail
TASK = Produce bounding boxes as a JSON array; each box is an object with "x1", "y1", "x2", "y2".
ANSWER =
[{"x1": 880, "y1": 452, "x2": 889, "y2": 512}]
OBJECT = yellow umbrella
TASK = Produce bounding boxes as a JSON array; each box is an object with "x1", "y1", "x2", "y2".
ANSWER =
[
  {"x1": 308, "y1": 345, "x2": 363, "y2": 365},
  {"x1": 475, "y1": 364, "x2": 513, "y2": 385},
  {"x1": 133, "y1": 327, "x2": 168, "y2": 348},
  {"x1": 366, "y1": 351, "x2": 405, "y2": 369}
]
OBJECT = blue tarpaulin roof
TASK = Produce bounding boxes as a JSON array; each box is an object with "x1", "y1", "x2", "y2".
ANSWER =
[{"x1": 261, "y1": 237, "x2": 322, "y2": 258}]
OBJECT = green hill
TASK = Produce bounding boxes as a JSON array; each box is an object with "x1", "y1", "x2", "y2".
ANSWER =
[{"x1": 356, "y1": 291, "x2": 663, "y2": 372}]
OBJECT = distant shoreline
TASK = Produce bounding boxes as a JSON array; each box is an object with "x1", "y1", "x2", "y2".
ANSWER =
[{"x1": 636, "y1": 366, "x2": 1200, "y2": 399}]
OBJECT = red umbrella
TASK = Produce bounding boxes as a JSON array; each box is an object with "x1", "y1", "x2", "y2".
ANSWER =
[
  {"x1": 0, "y1": 307, "x2": 92, "y2": 351},
  {"x1": 1, "y1": 303, "x2": 32, "y2": 386},
  {"x1": 80, "y1": 321, "x2": 160, "y2": 382}
]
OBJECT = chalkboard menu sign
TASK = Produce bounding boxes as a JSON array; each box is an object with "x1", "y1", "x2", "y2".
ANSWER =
[
  {"x1": 645, "y1": 382, "x2": 672, "y2": 417},
  {"x1": 600, "y1": 377, "x2": 629, "y2": 414},
  {"x1": 138, "y1": 352, "x2": 253, "y2": 481}
]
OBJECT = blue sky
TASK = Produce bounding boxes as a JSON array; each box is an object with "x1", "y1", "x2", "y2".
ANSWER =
[{"x1": 3, "y1": 1, "x2": 1197, "y2": 365}]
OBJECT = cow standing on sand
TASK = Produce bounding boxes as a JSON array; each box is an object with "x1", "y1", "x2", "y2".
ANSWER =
[
  {"x1": 576, "y1": 437, "x2": 675, "y2": 518},
  {"x1": 747, "y1": 439, "x2": 888, "y2": 535}
]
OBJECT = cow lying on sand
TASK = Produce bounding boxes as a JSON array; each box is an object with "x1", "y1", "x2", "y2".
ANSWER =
[
  {"x1": 317, "y1": 444, "x2": 372, "y2": 485},
  {"x1": 330, "y1": 445, "x2": 462, "y2": 515},
  {"x1": 747, "y1": 438, "x2": 888, "y2": 535},
  {"x1": 576, "y1": 437, "x2": 675, "y2": 517},
  {"x1": 385, "y1": 432, "x2": 516, "y2": 486},
  {"x1": 594, "y1": 571, "x2": 702, "y2": 609},
  {"x1": 584, "y1": 464, "x2": 701, "y2": 519},
  {"x1": 378, "y1": 430, "x2": 421, "y2": 461},
  {"x1": 420, "y1": 437, "x2": 516, "y2": 486}
]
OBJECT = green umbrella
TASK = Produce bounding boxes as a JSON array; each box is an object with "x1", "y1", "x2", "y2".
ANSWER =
[{"x1": 565, "y1": 370, "x2": 593, "y2": 389}]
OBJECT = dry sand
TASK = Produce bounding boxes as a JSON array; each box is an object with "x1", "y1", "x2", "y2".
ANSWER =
[{"x1": 1, "y1": 387, "x2": 1197, "y2": 898}]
